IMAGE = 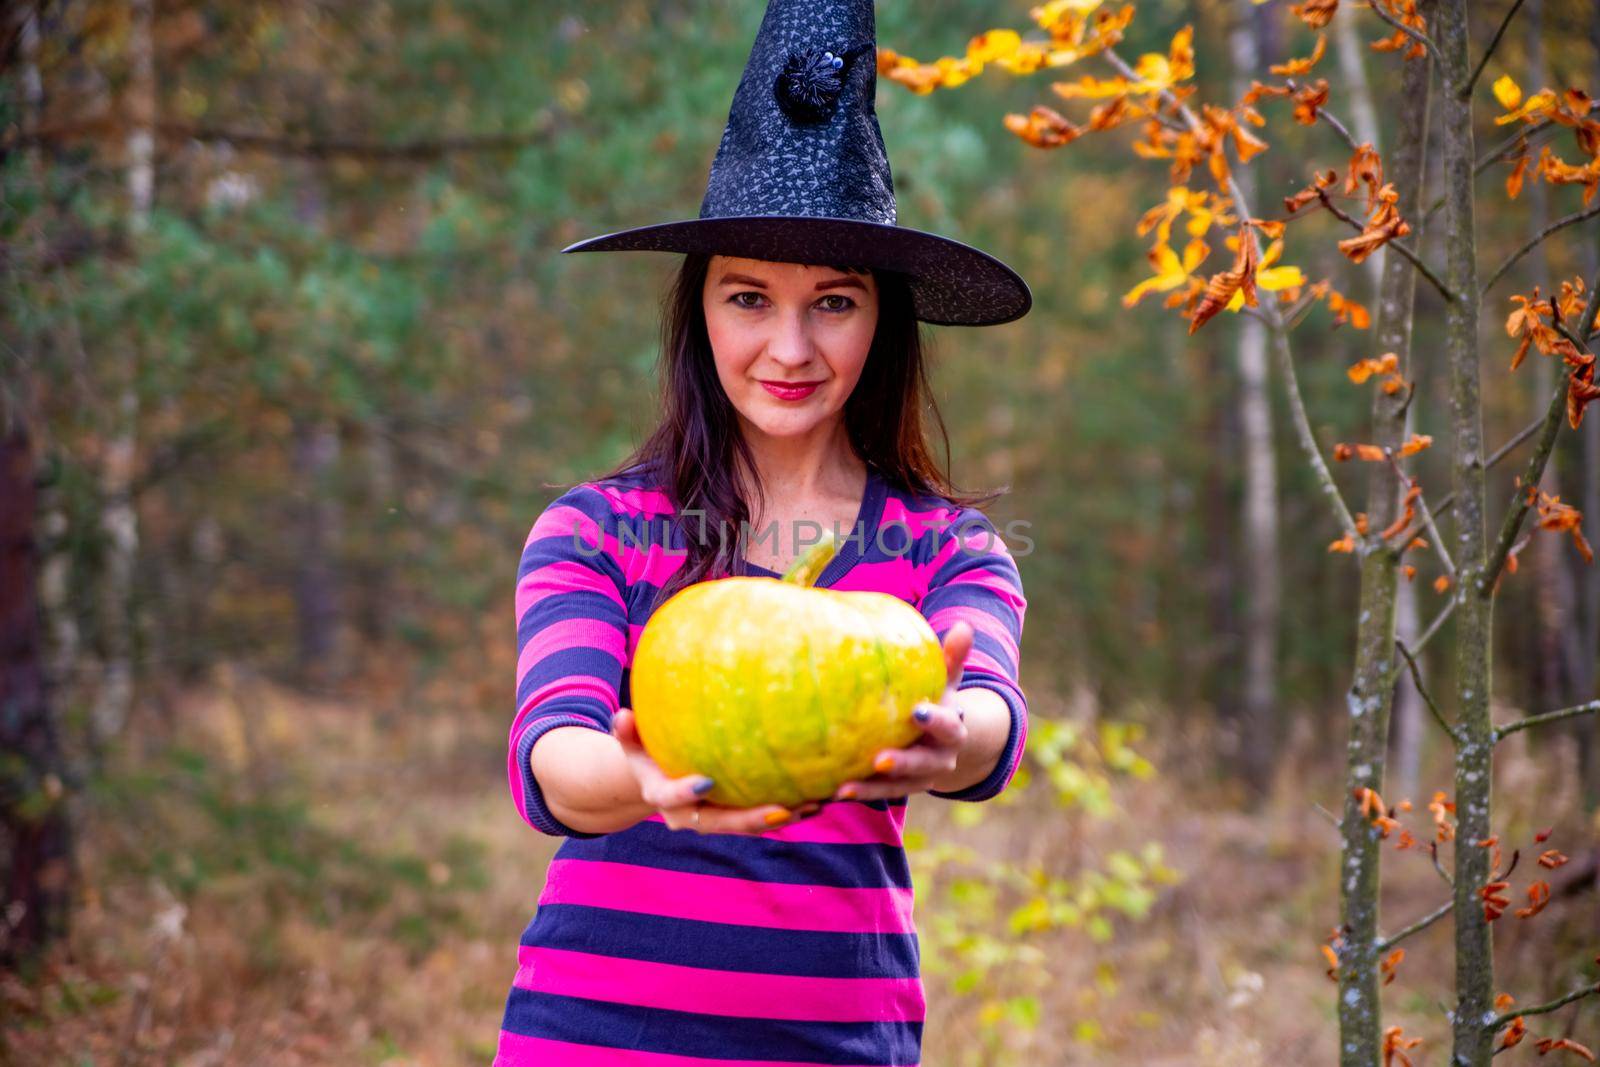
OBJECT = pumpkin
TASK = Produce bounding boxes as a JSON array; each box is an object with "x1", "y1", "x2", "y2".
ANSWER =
[{"x1": 629, "y1": 531, "x2": 948, "y2": 808}]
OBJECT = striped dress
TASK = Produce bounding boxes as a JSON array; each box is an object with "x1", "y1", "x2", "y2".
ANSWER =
[{"x1": 497, "y1": 461, "x2": 1028, "y2": 1067}]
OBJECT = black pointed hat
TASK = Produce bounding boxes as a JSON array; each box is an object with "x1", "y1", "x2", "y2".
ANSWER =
[{"x1": 560, "y1": 0, "x2": 1032, "y2": 327}]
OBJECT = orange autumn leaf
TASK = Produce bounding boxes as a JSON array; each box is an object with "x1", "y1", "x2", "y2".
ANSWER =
[
  {"x1": 1380, "y1": 947, "x2": 1405, "y2": 986},
  {"x1": 1189, "y1": 227, "x2": 1259, "y2": 334},
  {"x1": 1433, "y1": 574, "x2": 1451, "y2": 593},
  {"x1": 1349, "y1": 352, "x2": 1400, "y2": 384},
  {"x1": 1397, "y1": 433, "x2": 1432, "y2": 457},
  {"x1": 1383, "y1": 1025, "x2": 1423, "y2": 1067},
  {"x1": 1534, "y1": 1038, "x2": 1598, "y2": 1061},
  {"x1": 1345, "y1": 142, "x2": 1386, "y2": 212},
  {"x1": 1270, "y1": 33, "x2": 1327, "y2": 76},
  {"x1": 1292, "y1": 78, "x2": 1330, "y2": 125},
  {"x1": 1329, "y1": 533, "x2": 1357, "y2": 553},
  {"x1": 1537, "y1": 848, "x2": 1569, "y2": 869},
  {"x1": 1285, "y1": 168, "x2": 1339, "y2": 213},
  {"x1": 1289, "y1": 0, "x2": 1338, "y2": 30},
  {"x1": 1401, "y1": 563, "x2": 1417, "y2": 581},
  {"x1": 1004, "y1": 105, "x2": 1083, "y2": 148},
  {"x1": 1429, "y1": 791, "x2": 1456, "y2": 841},
  {"x1": 1506, "y1": 146, "x2": 1532, "y2": 199},
  {"x1": 1480, "y1": 879, "x2": 1512, "y2": 922},
  {"x1": 1534, "y1": 491, "x2": 1595, "y2": 563},
  {"x1": 1497, "y1": 1015, "x2": 1528, "y2": 1051},
  {"x1": 1320, "y1": 942, "x2": 1340, "y2": 980},
  {"x1": 1338, "y1": 183, "x2": 1411, "y2": 264},
  {"x1": 1513, "y1": 879, "x2": 1551, "y2": 919}
]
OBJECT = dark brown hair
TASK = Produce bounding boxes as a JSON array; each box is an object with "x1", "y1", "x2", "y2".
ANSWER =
[{"x1": 598, "y1": 251, "x2": 1000, "y2": 605}]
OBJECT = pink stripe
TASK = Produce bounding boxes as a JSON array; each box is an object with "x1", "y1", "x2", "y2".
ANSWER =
[
  {"x1": 925, "y1": 606, "x2": 1019, "y2": 666},
  {"x1": 539, "y1": 859, "x2": 915, "y2": 934},
  {"x1": 528, "y1": 504, "x2": 605, "y2": 551},
  {"x1": 513, "y1": 947, "x2": 924, "y2": 1022},
  {"x1": 830, "y1": 558, "x2": 916, "y2": 598},
  {"x1": 878, "y1": 497, "x2": 958, "y2": 538},
  {"x1": 517, "y1": 560, "x2": 626, "y2": 618},
  {"x1": 516, "y1": 617, "x2": 626, "y2": 684},
  {"x1": 642, "y1": 802, "x2": 903, "y2": 847},
  {"x1": 494, "y1": 1031, "x2": 904, "y2": 1067},
  {"x1": 515, "y1": 677, "x2": 617, "y2": 725},
  {"x1": 596, "y1": 484, "x2": 675, "y2": 517},
  {"x1": 617, "y1": 542, "x2": 687, "y2": 588}
]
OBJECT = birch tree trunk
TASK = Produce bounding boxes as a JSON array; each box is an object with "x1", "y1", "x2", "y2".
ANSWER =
[
  {"x1": 1434, "y1": 3, "x2": 1494, "y2": 1063},
  {"x1": 1335, "y1": 35, "x2": 1433, "y2": 1066},
  {"x1": 93, "y1": 0, "x2": 155, "y2": 749},
  {"x1": 1229, "y1": 0, "x2": 1281, "y2": 798},
  {"x1": 1335, "y1": 3, "x2": 1426, "y2": 800}
]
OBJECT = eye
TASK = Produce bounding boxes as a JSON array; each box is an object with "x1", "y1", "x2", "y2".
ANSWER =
[
  {"x1": 818, "y1": 294, "x2": 856, "y2": 313},
  {"x1": 730, "y1": 291, "x2": 766, "y2": 309}
]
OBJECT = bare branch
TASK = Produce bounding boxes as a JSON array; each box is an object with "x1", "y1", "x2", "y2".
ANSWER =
[
  {"x1": 1461, "y1": 0, "x2": 1528, "y2": 100},
  {"x1": 1423, "y1": 119, "x2": 1555, "y2": 222},
  {"x1": 1480, "y1": 267, "x2": 1600, "y2": 592},
  {"x1": 1429, "y1": 841, "x2": 1454, "y2": 888},
  {"x1": 1395, "y1": 639, "x2": 1459, "y2": 743},
  {"x1": 1494, "y1": 699, "x2": 1600, "y2": 742},
  {"x1": 1383, "y1": 452, "x2": 1457, "y2": 578},
  {"x1": 1377, "y1": 898, "x2": 1453, "y2": 952},
  {"x1": 1368, "y1": 2, "x2": 1445, "y2": 73},
  {"x1": 1412, "y1": 596, "x2": 1457, "y2": 655},
  {"x1": 1315, "y1": 189, "x2": 1458, "y2": 303},
  {"x1": 1484, "y1": 982, "x2": 1600, "y2": 1033},
  {"x1": 1480, "y1": 203, "x2": 1600, "y2": 296},
  {"x1": 1268, "y1": 323, "x2": 1362, "y2": 540},
  {"x1": 1479, "y1": 378, "x2": 1569, "y2": 593}
]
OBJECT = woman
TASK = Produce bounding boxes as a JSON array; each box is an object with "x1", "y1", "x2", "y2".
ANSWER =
[{"x1": 497, "y1": 2, "x2": 1032, "y2": 1063}]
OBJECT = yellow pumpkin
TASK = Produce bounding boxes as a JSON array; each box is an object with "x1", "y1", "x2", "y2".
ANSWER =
[{"x1": 629, "y1": 532, "x2": 948, "y2": 808}]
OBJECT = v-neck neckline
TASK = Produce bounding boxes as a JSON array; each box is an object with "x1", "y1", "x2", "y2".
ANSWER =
[{"x1": 740, "y1": 466, "x2": 886, "y2": 587}]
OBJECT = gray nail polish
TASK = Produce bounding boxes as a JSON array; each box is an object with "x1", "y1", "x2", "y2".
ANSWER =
[
  {"x1": 912, "y1": 705, "x2": 932, "y2": 724},
  {"x1": 692, "y1": 776, "x2": 716, "y2": 796}
]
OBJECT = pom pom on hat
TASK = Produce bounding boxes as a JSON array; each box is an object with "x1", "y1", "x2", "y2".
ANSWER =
[{"x1": 773, "y1": 47, "x2": 849, "y2": 123}]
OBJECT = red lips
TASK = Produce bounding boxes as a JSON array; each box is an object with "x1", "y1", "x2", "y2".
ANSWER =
[{"x1": 759, "y1": 380, "x2": 823, "y2": 401}]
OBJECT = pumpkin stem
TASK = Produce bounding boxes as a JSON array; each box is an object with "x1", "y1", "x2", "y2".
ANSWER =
[{"x1": 780, "y1": 530, "x2": 840, "y2": 587}]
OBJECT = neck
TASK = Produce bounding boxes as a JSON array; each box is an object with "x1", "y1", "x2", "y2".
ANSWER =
[{"x1": 736, "y1": 415, "x2": 864, "y2": 505}]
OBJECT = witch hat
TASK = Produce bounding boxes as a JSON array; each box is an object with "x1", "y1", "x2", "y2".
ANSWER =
[{"x1": 560, "y1": 0, "x2": 1032, "y2": 327}]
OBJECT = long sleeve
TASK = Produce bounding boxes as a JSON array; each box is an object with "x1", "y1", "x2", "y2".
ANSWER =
[
  {"x1": 917, "y1": 507, "x2": 1028, "y2": 803},
  {"x1": 507, "y1": 485, "x2": 629, "y2": 838}
]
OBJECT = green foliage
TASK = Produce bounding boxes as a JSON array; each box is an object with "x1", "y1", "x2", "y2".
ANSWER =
[{"x1": 908, "y1": 719, "x2": 1180, "y2": 1062}]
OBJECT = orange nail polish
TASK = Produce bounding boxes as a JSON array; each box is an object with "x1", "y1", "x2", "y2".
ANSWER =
[
  {"x1": 764, "y1": 809, "x2": 792, "y2": 826},
  {"x1": 837, "y1": 783, "x2": 859, "y2": 800},
  {"x1": 874, "y1": 753, "x2": 895, "y2": 774}
]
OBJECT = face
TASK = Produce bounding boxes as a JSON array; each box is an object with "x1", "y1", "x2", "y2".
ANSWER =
[{"x1": 702, "y1": 255, "x2": 879, "y2": 442}]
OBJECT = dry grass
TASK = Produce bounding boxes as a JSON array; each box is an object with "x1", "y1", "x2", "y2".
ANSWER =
[{"x1": 3, "y1": 664, "x2": 1596, "y2": 1066}]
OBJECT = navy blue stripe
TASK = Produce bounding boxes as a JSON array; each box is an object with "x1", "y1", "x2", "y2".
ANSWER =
[
  {"x1": 501, "y1": 989, "x2": 922, "y2": 1064},
  {"x1": 559, "y1": 818, "x2": 913, "y2": 889},
  {"x1": 516, "y1": 590, "x2": 628, "y2": 646},
  {"x1": 919, "y1": 582, "x2": 1022, "y2": 638},
  {"x1": 517, "y1": 646, "x2": 623, "y2": 707},
  {"x1": 523, "y1": 904, "x2": 920, "y2": 979},
  {"x1": 963, "y1": 629, "x2": 1019, "y2": 678}
]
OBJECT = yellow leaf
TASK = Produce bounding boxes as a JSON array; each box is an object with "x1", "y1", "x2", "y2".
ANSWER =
[
  {"x1": 1491, "y1": 74, "x2": 1521, "y2": 110},
  {"x1": 1258, "y1": 265, "x2": 1307, "y2": 291},
  {"x1": 967, "y1": 29, "x2": 1021, "y2": 65}
]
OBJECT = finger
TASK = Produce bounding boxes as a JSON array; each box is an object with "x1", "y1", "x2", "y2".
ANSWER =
[
  {"x1": 833, "y1": 777, "x2": 941, "y2": 802},
  {"x1": 610, "y1": 708, "x2": 641, "y2": 749},
  {"x1": 866, "y1": 744, "x2": 959, "y2": 782},
  {"x1": 939, "y1": 622, "x2": 974, "y2": 689},
  {"x1": 697, "y1": 803, "x2": 803, "y2": 835},
  {"x1": 642, "y1": 772, "x2": 717, "y2": 811},
  {"x1": 909, "y1": 700, "x2": 969, "y2": 746}
]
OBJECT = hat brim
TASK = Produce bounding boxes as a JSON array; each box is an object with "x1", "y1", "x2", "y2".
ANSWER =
[{"x1": 561, "y1": 215, "x2": 1031, "y2": 328}]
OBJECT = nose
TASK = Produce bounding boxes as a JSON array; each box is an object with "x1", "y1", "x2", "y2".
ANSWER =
[{"x1": 765, "y1": 305, "x2": 816, "y2": 370}]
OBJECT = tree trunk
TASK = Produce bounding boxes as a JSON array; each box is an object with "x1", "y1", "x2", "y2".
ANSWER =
[
  {"x1": 1434, "y1": 3, "x2": 1494, "y2": 1064},
  {"x1": 1229, "y1": 0, "x2": 1281, "y2": 799},
  {"x1": 0, "y1": 421, "x2": 76, "y2": 971},
  {"x1": 1334, "y1": 27, "x2": 1433, "y2": 1065},
  {"x1": 93, "y1": 0, "x2": 156, "y2": 750},
  {"x1": 1336, "y1": 2, "x2": 1427, "y2": 799}
]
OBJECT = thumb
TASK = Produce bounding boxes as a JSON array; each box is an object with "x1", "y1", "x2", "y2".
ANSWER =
[{"x1": 940, "y1": 622, "x2": 974, "y2": 689}]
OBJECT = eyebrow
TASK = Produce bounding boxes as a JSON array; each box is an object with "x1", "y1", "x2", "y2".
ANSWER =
[{"x1": 717, "y1": 272, "x2": 868, "y2": 292}]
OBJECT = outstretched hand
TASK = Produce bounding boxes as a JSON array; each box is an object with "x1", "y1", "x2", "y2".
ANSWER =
[
  {"x1": 612, "y1": 708, "x2": 819, "y2": 833},
  {"x1": 830, "y1": 620, "x2": 974, "y2": 802}
]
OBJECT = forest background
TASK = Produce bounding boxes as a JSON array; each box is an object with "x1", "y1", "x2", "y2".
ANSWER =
[{"x1": 3, "y1": 0, "x2": 1599, "y2": 1064}]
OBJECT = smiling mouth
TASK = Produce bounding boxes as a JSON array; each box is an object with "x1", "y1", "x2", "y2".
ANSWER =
[{"x1": 759, "y1": 380, "x2": 824, "y2": 400}]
